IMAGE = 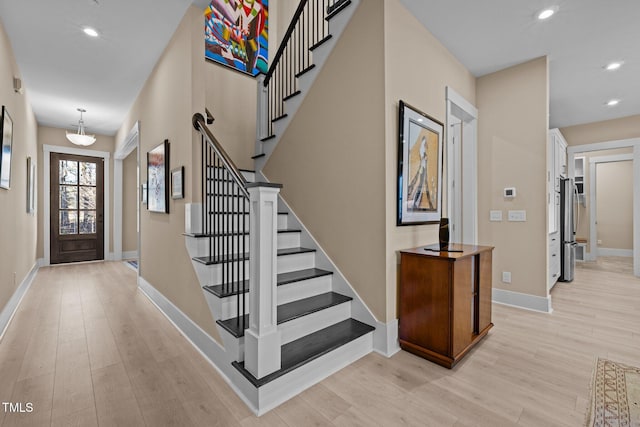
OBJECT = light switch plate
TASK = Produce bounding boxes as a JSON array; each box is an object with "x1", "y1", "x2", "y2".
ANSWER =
[
  {"x1": 508, "y1": 210, "x2": 526, "y2": 222},
  {"x1": 489, "y1": 210, "x2": 503, "y2": 221}
]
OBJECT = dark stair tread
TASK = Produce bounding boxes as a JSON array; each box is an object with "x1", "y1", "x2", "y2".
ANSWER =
[
  {"x1": 232, "y1": 318, "x2": 374, "y2": 387},
  {"x1": 252, "y1": 153, "x2": 266, "y2": 159},
  {"x1": 310, "y1": 35, "x2": 332, "y2": 51},
  {"x1": 260, "y1": 134, "x2": 276, "y2": 142},
  {"x1": 207, "y1": 166, "x2": 255, "y2": 173},
  {"x1": 283, "y1": 90, "x2": 302, "y2": 102},
  {"x1": 326, "y1": 0, "x2": 352, "y2": 20},
  {"x1": 217, "y1": 291, "x2": 352, "y2": 338},
  {"x1": 193, "y1": 246, "x2": 313, "y2": 265},
  {"x1": 185, "y1": 229, "x2": 299, "y2": 239},
  {"x1": 277, "y1": 268, "x2": 333, "y2": 286},
  {"x1": 295, "y1": 64, "x2": 316, "y2": 78},
  {"x1": 204, "y1": 268, "x2": 331, "y2": 298},
  {"x1": 204, "y1": 280, "x2": 249, "y2": 298},
  {"x1": 194, "y1": 252, "x2": 249, "y2": 265},
  {"x1": 272, "y1": 114, "x2": 288, "y2": 123}
]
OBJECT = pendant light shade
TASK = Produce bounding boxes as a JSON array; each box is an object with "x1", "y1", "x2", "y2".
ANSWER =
[{"x1": 66, "y1": 108, "x2": 96, "y2": 146}]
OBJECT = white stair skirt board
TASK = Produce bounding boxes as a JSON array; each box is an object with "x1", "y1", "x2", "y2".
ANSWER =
[
  {"x1": 238, "y1": 331, "x2": 373, "y2": 416},
  {"x1": 137, "y1": 276, "x2": 259, "y2": 414},
  {"x1": 597, "y1": 248, "x2": 633, "y2": 257},
  {"x1": 492, "y1": 288, "x2": 553, "y2": 313},
  {"x1": 277, "y1": 275, "x2": 332, "y2": 305},
  {"x1": 0, "y1": 263, "x2": 39, "y2": 341},
  {"x1": 254, "y1": 0, "x2": 363, "y2": 168},
  {"x1": 280, "y1": 301, "x2": 351, "y2": 345},
  {"x1": 269, "y1": 193, "x2": 389, "y2": 355}
]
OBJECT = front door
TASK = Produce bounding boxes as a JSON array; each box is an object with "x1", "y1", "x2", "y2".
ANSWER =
[{"x1": 50, "y1": 152, "x2": 104, "y2": 264}]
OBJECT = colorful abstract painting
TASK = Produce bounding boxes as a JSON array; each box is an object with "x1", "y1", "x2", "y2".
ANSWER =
[{"x1": 205, "y1": 0, "x2": 269, "y2": 76}]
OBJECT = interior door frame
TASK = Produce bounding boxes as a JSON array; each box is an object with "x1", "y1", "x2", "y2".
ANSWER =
[
  {"x1": 113, "y1": 121, "x2": 139, "y2": 264},
  {"x1": 568, "y1": 138, "x2": 640, "y2": 277},
  {"x1": 446, "y1": 86, "x2": 478, "y2": 244},
  {"x1": 43, "y1": 144, "x2": 111, "y2": 266}
]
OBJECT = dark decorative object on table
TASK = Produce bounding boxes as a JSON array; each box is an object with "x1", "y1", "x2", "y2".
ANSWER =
[{"x1": 439, "y1": 218, "x2": 450, "y2": 250}]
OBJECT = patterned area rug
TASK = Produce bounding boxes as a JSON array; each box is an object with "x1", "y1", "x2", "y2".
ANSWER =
[{"x1": 586, "y1": 358, "x2": 640, "y2": 426}]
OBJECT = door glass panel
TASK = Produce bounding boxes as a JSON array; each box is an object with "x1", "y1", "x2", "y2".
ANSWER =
[
  {"x1": 80, "y1": 162, "x2": 97, "y2": 186},
  {"x1": 79, "y1": 211, "x2": 96, "y2": 234},
  {"x1": 60, "y1": 211, "x2": 78, "y2": 234},
  {"x1": 59, "y1": 160, "x2": 78, "y2": 184},
  {"x1": 60, "y1": 186, "x2": 78, "y2": 209},
  {"x1": 80, "y1": 187, "x2": 96, "y2": 209}
]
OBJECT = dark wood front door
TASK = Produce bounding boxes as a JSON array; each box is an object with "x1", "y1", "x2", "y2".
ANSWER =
[{"x1": 50, "y1": 152, "x2": 104, "y2": 264}]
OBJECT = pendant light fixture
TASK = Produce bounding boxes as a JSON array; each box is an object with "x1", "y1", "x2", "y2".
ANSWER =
[{"x1": 66, "y1": 108, "x2": 96, "y2": 146}]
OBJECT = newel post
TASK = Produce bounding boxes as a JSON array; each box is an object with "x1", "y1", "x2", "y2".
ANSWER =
[{"x1": 245, "y1": 182, "x2": 283, "y2": 378}]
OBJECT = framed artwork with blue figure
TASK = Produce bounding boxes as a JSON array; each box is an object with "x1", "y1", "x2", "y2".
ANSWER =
[
  {"x1": 397, "y1": 101, "x2": 443, "y2": 225},
  {"x1": 204, "y1": 0, "x2": 268, "y2": 76}
]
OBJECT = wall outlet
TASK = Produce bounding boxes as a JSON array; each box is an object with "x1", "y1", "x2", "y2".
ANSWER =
[
  {"x1": 508, "y1": 210, "x2": 526, "y2": 222},
  {"x1": 489, "y1": 210, "x2": 503, "y2": 221},
  {"x1": 502, "y1": 271, "x2": 512, "y2": 283},
  {"x1": 597, "y1": 239, "x2": 602, "y2": 245}
]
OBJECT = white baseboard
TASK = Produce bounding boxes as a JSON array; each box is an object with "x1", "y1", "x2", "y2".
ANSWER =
[
  {"x1": 597, "y1": 248, "x2": 633, "y2": 257},
  {"x1": 492, "y1": 288, "x2": 552, "y2": 313},
  {"x1": 136, "y1": 276, "x2": 259, "y2": 415},
  {"x1": 122, "y1": 250, "x2": 138, "y2": 260},
  {"x1": 37, "y1": 258, "x2": 48, "y2": 267},
  {"x1": 0, "y1": 263, "x2": 39, "y2": 341},
  {"x1": 373, "y1": 319, "x2": 400, "y2": 357}
]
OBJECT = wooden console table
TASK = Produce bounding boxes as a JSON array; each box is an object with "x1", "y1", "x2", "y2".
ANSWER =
[{"x1": 399, "y1": 244, "x2": 494, "y2": 368}]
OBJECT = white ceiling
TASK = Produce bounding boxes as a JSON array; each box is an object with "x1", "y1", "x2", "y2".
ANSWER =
[
  {"x1": 400, "y1": 0, "x2": 640, "y2": 128},
  {"x1": 0, "y1": 0, "x2": 192, "y2": 135},
  {"x1": 1, "y1": 0, "x2": 638, "y2": 135}
]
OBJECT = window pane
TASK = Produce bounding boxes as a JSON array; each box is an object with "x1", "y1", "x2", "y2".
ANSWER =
[
  {"x1": 60, "y1": 186, "x2": 78, "y2": 209},
  {"x1": 79, "y1": 211, "x2": 96, "y2": 234},
  {"x1": 59, "y1": 160, "x2": 78, "y2": 184},
  {"x1": 60, "y1": 211, "x2": 78, "y2": 235},
  {"x1": 80, "y1": 187, "x2": 96, "y2": 209},
  {"x1": 80, "y1": 162, "x2": 96, "y2": 186}
]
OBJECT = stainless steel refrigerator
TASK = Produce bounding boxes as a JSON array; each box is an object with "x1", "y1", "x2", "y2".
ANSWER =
[{"x1": 560, "y1": 178, "x2": 576, "y2": 282}]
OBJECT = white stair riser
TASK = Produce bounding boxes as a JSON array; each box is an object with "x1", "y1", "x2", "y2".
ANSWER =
[
  {"x1": 193, "y1": 260, "x2": 250, "y2": 287},
  {"x1": 204, "y1": 289, "x2": 250, "y2": 320},
  {"x1": 216, "y1": 322, "x2": 244, "y2": 363},
  {"x1": 279, "y1": 302, "x2": 350, "y2": 345},
  {"x1": 277, "y1": 252, "x2": 315, "y2": 274},
  {"x1": 277, "y1": 232, "x2": 300, "y2": 249},
  {"x1": 277, "y1": 275, "x2": 332, "y2": 305},
  {"x1": 194, "y1": 213, "x2": 287, "y2": 232},
  {"x1": 277, "y1": 213, "x2": 288, "y2": 230},
  {"x1": 185, "y1": 235, "x2": 250, "y2": 258},
  {"x1": 206, "y1": 169, "x2": 255, "y2": 182}
]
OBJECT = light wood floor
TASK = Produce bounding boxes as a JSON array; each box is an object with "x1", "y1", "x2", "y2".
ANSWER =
[{"x1": 0, "y1": 257, "x2": 639, "y2": 426}]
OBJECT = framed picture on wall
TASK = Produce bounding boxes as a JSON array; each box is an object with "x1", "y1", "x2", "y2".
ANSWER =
[
  {"x1": 147, "y1": 140, "x2": 169, "y2": 213},
  {"x1": 204, "y1": 0, "x2": 268, "y2": 76},
  {"x1": 171, "y1": 166, "x2": 184, "y2": 200},
  {"x1": 26, "y1": 156, "x2": 36, "y2": 214},
  {"x1": 0, "y1": 106, "x2": 14, "y2": 190},
  {"x1": 397, "y1": 100, "x2": 444, "y2": 225}
]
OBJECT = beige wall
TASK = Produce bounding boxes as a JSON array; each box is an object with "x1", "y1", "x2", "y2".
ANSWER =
[
  {"x1": 561, "y1": 114, "x2": 640, "y2": 146},
  {"x1": 383, "y1": 0, "x2": 476, "y2": 320},
  {"x1": 123, "y1": 148, "x2": 138, "y2": 253},
  {"x1": 477, "y1": 57, "x2": 549, "y2": 298},
  {"x1": 0, "y1": 20, "x2": 39, "y2": 315},
  {"x1": 596, "y1": 161, "x2": 633, "y2": 251},
  {"x1": 115, "y1": 6, "x2": 221, "y2": 341},
  {"x1": 263, "y1": 0, "x2": 389, "y2": 320},
  {"x1": 36, "y1": 126, "x2": 115, "y2": 259}
]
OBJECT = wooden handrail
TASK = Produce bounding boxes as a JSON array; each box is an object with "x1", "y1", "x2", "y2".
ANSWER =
[
  {"x1": 192, "y1": 113, "x2": 249, "y2": 198},
  {"x1": 263, "y1": 0, "x2": 309, "y2": 86}
]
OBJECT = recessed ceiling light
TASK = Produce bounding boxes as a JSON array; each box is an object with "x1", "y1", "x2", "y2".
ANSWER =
[
  {"x1": 537, "y1": 6, "x2": 558, "y2": 20},
  {"x1": 83, "y1": 27, "x2": 99, "y2": 37},
  {"x1": 605, "y1": 62, "x2": 623, "y2": 71},
  {"x1": 606, "y1": 99, "x2": 620, "y2": 107}
]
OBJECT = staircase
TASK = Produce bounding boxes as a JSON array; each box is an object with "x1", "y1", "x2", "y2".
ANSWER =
[{"x1": 186, "y1": 108, "x2": 375, "y2": 413}]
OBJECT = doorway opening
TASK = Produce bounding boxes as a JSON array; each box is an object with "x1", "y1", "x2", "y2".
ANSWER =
[{"x1": 446, "y1": 87, "x2": 478, "y2": 244}]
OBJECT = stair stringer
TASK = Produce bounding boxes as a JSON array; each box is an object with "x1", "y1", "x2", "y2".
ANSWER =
[{"x1": 254, "y1": 0, "x2": 362, "y2": 170}]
